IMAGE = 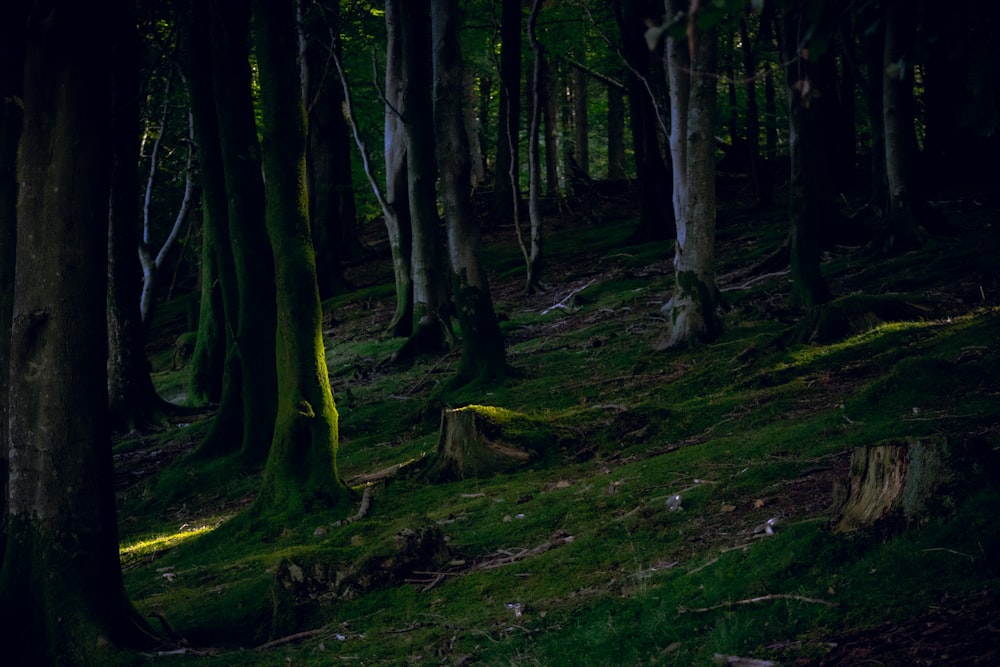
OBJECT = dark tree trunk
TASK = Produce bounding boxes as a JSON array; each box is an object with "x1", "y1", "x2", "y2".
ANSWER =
[
  {"x1": 781, "y1": 2, "x2": 833, "y2": 308},
  {"x1": 384, "y1": 0, "x2": 414, "y2": 337},
  {"x1": 179, "y1": 0, "x2": 237, "y2": 408},
  {"x1": 107, "y1": 4, "x2": 172, "y2": 431},
  {"x1": 0, "y1": 3, "x2": 154, "y2": 660},
  {"x1": 540, "y1": 54, "x2": 560, "y2": 196},
  {"x1": 492, "y1": 0, "x2": 522, "y2": 228},
  {"x1": 0, "y1": 2, "x2": 26, "y2": 560},
  {"x1": 198, "y1": 0, "x2": 277, "y2": 464},
  {"x1": 302, "y1": 0, "x2": 356, "y2": 300},
  {"x1": 739, "y1": 15, "x2": 770, "y2": 208},
  {"x1": 607, "y1": 81, "x2": 627, "y2": 180},
  {"x1": 252, "y1": 0, "x2": 351, "y2": 515},
  {"x1": 572, "y1": 66, "x2": 590, "y2": 179},
  {"x1": 615, "y1": 0, "x2": 674, "y2": 243},
  {"x1": 431, "y1": 0, "x2": 506, "y2": 384},
  {"x1": 524, "y1": 0, "x2": 545, "y2": 294}
]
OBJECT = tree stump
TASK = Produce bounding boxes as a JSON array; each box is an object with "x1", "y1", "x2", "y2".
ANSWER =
[
  {"x1": 421, "y1": 405, "x2": 549, "y2": 483},
  {"x1": 830, "y1": 437, "x2": 971, "y2": 534}
]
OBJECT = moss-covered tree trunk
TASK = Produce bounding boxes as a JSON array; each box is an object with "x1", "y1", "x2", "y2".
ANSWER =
[
  {"x1": 781, "y1": 2, "x2": 832, "y2": 309},
  {"x1": 252, "y1": 0, "x2": 350, "y2": 515},
  {"x1": 432, "y1": 0, "x2": 506, "y2": 385},
  {"x1": 0, "y1": 1, "x2": 26, "y2": 561},
  {"x1": 178, "y1": 0, "x2": 238, "y2": 408},
  {"x1": 657, "y1": 1, "x2": 721, "y2": 349},
  {"x1": 197, "y1": 0, "x2": 278, "y2": 464},
  {"x1": 394, "y1": 0, "x2": 455, "y2": 363},
  {"x1": 384, "y1": 0, "x2": 414, "y2": 337},
  {"x1": 0, "y1": 4, "x2": 153, "y2": 660}
]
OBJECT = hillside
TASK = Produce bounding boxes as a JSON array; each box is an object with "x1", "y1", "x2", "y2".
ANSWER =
[{"x1": 119, "y1": 181, "x2": 1000, "y2": 666}]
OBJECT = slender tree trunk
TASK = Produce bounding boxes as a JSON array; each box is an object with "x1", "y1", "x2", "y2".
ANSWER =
[
  {"x1": 607, "y1": 81, "x2": 627, "y2": 180},
  {"x1": 384, "y1": 0, "x2": 414, "y2": 337},
  {"x1": 0, "y1": 2, "x2": 27, "y2": 563},
  {"x1": 492, "y1": 0, "x2": 522, "y2": 228},
  {"x1": 782, "y1": 3, "x2": 832, "y2": 308},
  {"x1": 0, "y1": 3, "x2": 154, "y2": 660},
  {"x1": 179, "y1": 0, "x2": 237, "y2": 408},
  {"x1": 394, "y1": 0, "x2": 455, "y2": 363},
  {"x1": 432, "y1": 0, "x2": 506, "y2": 385},
  {"x1": 252, "y1": 0, "x2": 350, "y2": 515},
  {"x1": 107, "y1": 6, "x2": 173, "y2": 430},
  {"x1": 524, "y1": 0, "x2": 545, "y2": 294},
  {"x1": 302, "y1": 0, "x2": 356, "y2": 300},
  {"x1": 572, "y1": 66, "x2": 590, "y2": 179},
  {"x1": 198, "y1": 0, "x2": 277, "y2": 464},
  {"x1": 657, "y1": 0, "x2": 722, "y2": 349},
  {"x1": 739, "y1": 15, "x2": 769, "y2": 207},
  {"x1": 541, "y1": 57, "x2": 560, "y2": 196},
  {"x1": 615, "y1": 0, "x2": 674, "y2": 243}
]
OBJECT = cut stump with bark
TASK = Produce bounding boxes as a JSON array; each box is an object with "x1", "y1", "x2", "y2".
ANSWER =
[
  {"x1": 421, "y1": 405, "x2": 552, "y2": 483},
  {"x1": 830, "y1": 437, "x2": 982, "y2": 534}
]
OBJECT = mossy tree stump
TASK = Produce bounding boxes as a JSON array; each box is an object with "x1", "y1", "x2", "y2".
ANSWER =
[
  {"x1": 421, "y1": 405, "x2": 552, "y2": 482},
  {"x1": 831, "y1": 437, "x2": 974, "y2": 534}
]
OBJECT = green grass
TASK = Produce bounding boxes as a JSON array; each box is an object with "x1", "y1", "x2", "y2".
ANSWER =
[{"x1": 125, "y1": 203, "x2": 1000, "y2": 665}]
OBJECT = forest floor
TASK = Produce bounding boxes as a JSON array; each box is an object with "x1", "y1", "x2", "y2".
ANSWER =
[{"x1": 120, "y1": 174, "x2": 1000, "y2": 666}]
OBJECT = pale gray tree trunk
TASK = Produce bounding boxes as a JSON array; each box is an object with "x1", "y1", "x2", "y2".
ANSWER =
[{"x1": 657, "y1": 0, "x2": 722, "y2": 349}]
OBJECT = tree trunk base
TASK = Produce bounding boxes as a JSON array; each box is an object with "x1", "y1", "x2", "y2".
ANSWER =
[
  {"x1": 421, "y1": 406, "x2": 540, "y2": 483},
  {"x1": 830, "y1": 437, "x2": 977, "y2": 534}
]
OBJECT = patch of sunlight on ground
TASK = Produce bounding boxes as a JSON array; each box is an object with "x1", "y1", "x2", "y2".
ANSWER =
[{"x1": 120, "y1": 524, "x2": 216, "y2": 568}]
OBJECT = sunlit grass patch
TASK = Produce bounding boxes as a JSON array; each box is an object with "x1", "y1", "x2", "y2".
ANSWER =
[{"x1": 120, "y1": 523, "x2": 217, "y2": 569}]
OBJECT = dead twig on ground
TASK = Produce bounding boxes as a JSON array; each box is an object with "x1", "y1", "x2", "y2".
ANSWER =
[{"x1": 678, "y1": 593, "x2": 838, "y2": 614}]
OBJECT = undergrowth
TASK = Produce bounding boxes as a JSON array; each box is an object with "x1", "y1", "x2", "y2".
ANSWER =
[{"x1": 119, "y1": 195, "x2": 999, "y2": 665}]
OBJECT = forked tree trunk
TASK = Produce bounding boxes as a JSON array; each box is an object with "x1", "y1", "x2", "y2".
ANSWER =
[
  {"x1": 657, "y1": 1, "x2": 721, "y2": 349},
  {"x1": 0, "y1": 3, "x2": 153, "y2": 659},
  {"x1": 253, "y1": 0, "x2": 350, "y2": 515}
]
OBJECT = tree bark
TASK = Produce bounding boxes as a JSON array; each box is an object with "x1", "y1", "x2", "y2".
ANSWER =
[
  {"x1": 615, "y1": 0, "x2": 674, "y2": 244},
  {"x1": 179, "y1": 0, "x2": 237, "y2": 408},
  {"x1": 0, "y1": 1, "x2": 26, "y2": 561},
  {"x1": 252, "y1": 0, "x2": 351, "y2": 515},
  {"x1": 781, "y1": 2, "x2": 833, "y2": 308},
  {"x1": 657, "y1": 0, "x2": 722, "y2": 349},
  {"x1": 394, "y1": 0, "x2": 455, "y2": 363},
  {"x1": 384, "y1": 0, "x2": 415, "y2": 337},
  {"x1": 492, "y1": 0, "x2": 522, "y2": 228},
  {"x1": 302, "y1": 0, "x2": 356, "y2": 300},
  {"x1": 432, "y1": 0, "x2": 506, "y2": 384},
  {"x1": 0, "y1": 3, "x2": 154, "y2": 659},
  {"x1": 197, "y1": 0, "x2": 278, "y2": 464},
  {"x1": 524, "y1": 0, "x2": 545, "y2": 294},
  {"x1": 107, "y1": 4, "x2": 173, "y2": 430}
]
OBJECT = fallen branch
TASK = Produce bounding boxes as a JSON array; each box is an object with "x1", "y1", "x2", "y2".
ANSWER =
[
  {"x1": 477, "y1": 532, "x2": 575, "y2": 570},
  {"x1": 335, "y1": 486, "x2": 373, "y2": 527},
  {"x1": 542, "y1": 279, "x2": 595, "y2": 315},
  {"x1": 254, "y1": 627, "x2": 328, "y2": 651},
  {"x1": 678, "y1": 593, "x2": 838, "y2": 614}
]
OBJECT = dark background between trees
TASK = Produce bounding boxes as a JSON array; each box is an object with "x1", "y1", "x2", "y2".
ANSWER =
[{"x1": 0, "y1": 0, "x2": 998, "y2": 662}]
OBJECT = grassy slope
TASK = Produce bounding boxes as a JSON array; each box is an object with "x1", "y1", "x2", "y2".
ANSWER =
[{"x1": 118, "y1": 188, "x2": 999, "y2": 665}]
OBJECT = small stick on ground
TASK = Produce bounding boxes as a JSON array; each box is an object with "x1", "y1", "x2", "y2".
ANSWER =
[{"x1": 678, "y1": 593, "x2": 838, "y2": 614}]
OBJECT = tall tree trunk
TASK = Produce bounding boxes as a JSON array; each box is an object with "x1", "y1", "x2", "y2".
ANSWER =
[
  {"x1": 179, "y1": 0, "x2": 237, "y2": 408},
  {"x1": 302, "y1": 0, "x2": 356, "y2": 300},
  {"x1": 881, "y1": 0, "x2": 928, "y2": 249},
  {"x1": 657, "y1": 0, "x2": 722, "y2": 350},
  {"x1": 107, "y1": 5, "x2": 173, "y2": 430},
  {"x1": 523, "y1": 0, "x2": 545, "y2": 294},
  {"x1": 615, "y1": 0, "x2": 674, "y2": 243},
  {"x1": 572, "y1": 66, "x2": 590, "y2": 179},
  {"x1": 432, "y1": 0, "x2": 506, "y2": 385},
  {"x1": 0, "y1": 1, "x2": 26, "y2": 560},
  {"x1": 492, "y1": 0, "x2": 522, "y2": 228},
  {"x1": 0, "y1": 3, "x2": 154, "y2": 660},
  {"x1": 252, "y1": 0, "x2": 350, "y2": 515},
  {"x1": 384, "y1": 0, "x2": 414, "y2": 337},
  {"x1": 541, "y1": 57, "x2": 560, "y2": 196},
  {"x1": 198, "y1": 0, "x2": 277, "y2": 464},
  {"x1": 607, "y1": 80, "x2": 627, "y2": 180},
  {"x1": 781, "y1": 3, "x2": 833, "y2": 308},
  {"x1": 739, "y1": 15, "x2": 769, "y2": 208},
  {"x1": 394, "y1": 0, "x2": 455, "y2": 363}
]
